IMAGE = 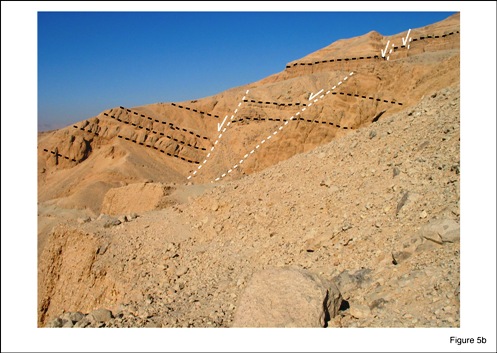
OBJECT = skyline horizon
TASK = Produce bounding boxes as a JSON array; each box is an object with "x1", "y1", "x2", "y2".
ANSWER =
[{"x1": 38, "y1": 11, "x2": 457, "y2": 131}]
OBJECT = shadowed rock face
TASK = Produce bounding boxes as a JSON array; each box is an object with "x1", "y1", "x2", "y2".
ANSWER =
[{"x1": 38, "y1": 14, "x2": 460, "y2": 328}]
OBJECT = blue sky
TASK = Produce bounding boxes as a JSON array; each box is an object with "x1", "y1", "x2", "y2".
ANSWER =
[{"x1": 38, "y1": 11, "x2": 456, "y2": 131}]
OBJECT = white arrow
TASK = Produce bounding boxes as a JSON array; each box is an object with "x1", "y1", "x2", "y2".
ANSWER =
[
  {"x1": 402, "y1": 29, "x2": 411, "y2": 46},
  {"x1": 217, "y1": 115, "x2": 228, "y2": 132},
  {"x1": 381, "y1": 40, "x2": 390, "y2": 58},
  {"x1": 309, "y1": 89, "x2": 324, "y2": 101}
]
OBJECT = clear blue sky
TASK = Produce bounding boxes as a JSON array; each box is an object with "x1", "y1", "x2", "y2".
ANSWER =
[{"x1": 38, "y1": 11, "x2": 456, "y2": 131}]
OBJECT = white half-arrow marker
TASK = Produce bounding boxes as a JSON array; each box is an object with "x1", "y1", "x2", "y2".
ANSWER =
[
  {"x1": 309, "y1": 89, "x2": 324, "y2": 101},
  {"x1": 402, "y1": 29, "x2": 412, "y2": 46},
  {"x1": 217, "y1": 115, "x2": 228, "y2": 132},
  {"x1": 381, "y1": 40, "x2": 390, "y2": 57}
]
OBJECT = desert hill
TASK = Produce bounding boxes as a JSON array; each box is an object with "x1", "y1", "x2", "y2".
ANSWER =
[
  {"x1": 38, "y1": 13, "x2": 460, "y2": 328},
  {"x1": 38, "y1": 13, "x2": 459, "y2": 211}
]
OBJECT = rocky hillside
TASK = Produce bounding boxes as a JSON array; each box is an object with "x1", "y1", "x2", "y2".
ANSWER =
[
  {"x1": 38, "y1": 14, "x2": 461, "y2": 328},
  {"x1": 39, "y1": 84, "x2": 460, "y2": 328}
]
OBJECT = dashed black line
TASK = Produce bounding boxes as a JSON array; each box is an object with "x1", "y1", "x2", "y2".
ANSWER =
[
  {"x1": 229, "y1": 90, "x2": 401, "y2": 129},
  {"x1": 170, "y1": 102, "x2": 222, "y2": 119},
  {"x1": 387, "y1": 30, "x2": 460, "y2": 56},
  {"x1": 74, "y1": 125, "x2": 99, "y2": 136},
  {"x1": 330, "y1": 91, "x2": 403, "y2": 105},
  {"x1": 212, "y1": 72, "x2": 355, "y2": 182},
  {"x1": 117, "y1": 106, "x2": 210, "y2": 140},
  {"x1": 296, "y1": 117, "x2": 353, "y2": 129},
  {"x1": 240, "y1": 93, "x2": 402, "y2": 117},
  {"x1": 187, "y1": 90, "x2": 250, "y2": 180},
  {"x1": 116, "y1": 135, "x2": 200, "y2": 164},
  {"x1": 73, "y1": 125, "x2": 200, "y2": 164},
  {"x1": 411, "y1": 30, "x2": 459, "y2": 42},
  {"x1": 242, "y1": 99, "x2": 307, "y2": 107},
  {"x1": 286, "y1": 55, "x2": 380, "y2": 68},
  {"x1": 104, "y1": 113, "x2": 207, "y2": 151},
  {"x1": 231, "y1": 117, "x2": 289, "y2": 123},
  {"x1": 231, "y1": 116, "x2": 353, "y2": 130},
  {"x1": 41, "y1": 149, "x2": 77, "y2": 162},
  {"x1": 287, "y1": 30, "x2": 459, "y2": 68}
]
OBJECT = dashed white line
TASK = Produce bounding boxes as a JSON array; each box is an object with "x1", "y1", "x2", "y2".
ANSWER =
[
  {"x1": 187, "y1": 89, "x2": 249, "y2": 180},
  {"x1": 387, "y1": 43, "x2": 394, "y2": 61},
  {"x1": 211, "y1": 72, "x2": 355, "y2": 182}
]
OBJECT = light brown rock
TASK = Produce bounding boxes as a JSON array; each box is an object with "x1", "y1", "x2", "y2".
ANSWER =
[
  {"x1": 349, "y1": 304, "x2": 371, "y2": 319},
  {"x1": 88, "y1": 308, "x2": 113, "y2": 323},
  {"x1": 233, "y1": 267, "x2": 342, "y2": 327},
  {"x1": 101, "y1": 183, "x2": 175, "y2": 215},
  {"x1": 419, "y1": 219, "x2": 460, "y2": 244}
]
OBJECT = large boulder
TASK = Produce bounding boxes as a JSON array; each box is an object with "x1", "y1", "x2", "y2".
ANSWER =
[
  {"x1": 87, "y1": 308, "x2": 113, "y2": 323},
  {"x1": 100, "y1": 182, "x2": 174, "y2": 215},
  {"x1": 232, "y1": 267, "x2": 342, "y2": 327}
]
